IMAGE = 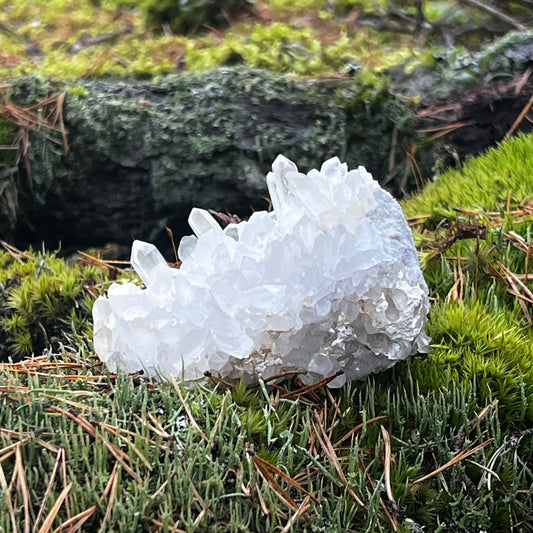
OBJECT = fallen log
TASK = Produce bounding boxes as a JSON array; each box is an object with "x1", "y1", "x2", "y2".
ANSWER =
[{"x1": 1, "y1": 58, "x2": 533, "y2": 256}]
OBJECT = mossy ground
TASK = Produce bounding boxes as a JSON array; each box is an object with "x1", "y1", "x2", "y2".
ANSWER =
[
  {"x1": 0, "y1": 0, "x2": 527, "y2": 81},
  {"x1": 2, "y1": 133, "x2": 533, "y2": 531}
]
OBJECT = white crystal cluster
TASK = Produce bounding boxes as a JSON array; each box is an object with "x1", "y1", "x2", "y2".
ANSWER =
[{"x1": 93, "y1": 156, "x2": 430, "y2": 387}]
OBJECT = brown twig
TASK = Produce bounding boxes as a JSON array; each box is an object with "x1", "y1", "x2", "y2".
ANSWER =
[
  {"x1": 413, "y1": 438, "x2": 494, "y2": 485},
  {"x1": 457, "y1": 0, "x2": 528, "y2": 31},
  {"x1": 505, "y1": 90, "x2": 533, "y2": 139}
]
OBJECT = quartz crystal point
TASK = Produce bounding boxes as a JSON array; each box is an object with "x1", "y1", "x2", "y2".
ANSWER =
[{"x1": 93, "y1": 156, "x2": 430, "y2": 386}]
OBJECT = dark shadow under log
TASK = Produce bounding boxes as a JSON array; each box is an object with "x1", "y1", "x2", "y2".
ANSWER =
[{"x1": 1, "y1": 64, "x2": 533, "y2": 256}]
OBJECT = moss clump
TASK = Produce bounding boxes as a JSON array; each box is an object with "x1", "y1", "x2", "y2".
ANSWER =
[
  {"x1": 400, "y1": 132, "x2": 533, "y2": 430},
  {"x1": 0, "y1": 248, "x2": 110, "y2": 360},
  {"x1": 402, "y1": 132, "x2": 533, "y2": 220}
]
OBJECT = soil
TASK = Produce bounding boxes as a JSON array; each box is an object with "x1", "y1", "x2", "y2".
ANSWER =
[{"x1": 416, "y1": 74, "x2": 533, "y2": 165}]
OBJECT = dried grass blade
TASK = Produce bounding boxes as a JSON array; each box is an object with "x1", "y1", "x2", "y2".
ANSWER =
[
  {"x1": 51, "y1": 505, "x2": 97, "y2": 533},
  {"x1": 170, "y1": 375, "x2": 209, "y2": 443},
  {"x1": 33, "y1": 447, "x2": 64, "y2": 532},
  {"x1": 37, "y1": 482, "x2": 72, "y2": 533},
  {"x1": 0, "y1": 459, "x2": 18, "y2": 533},
  {"x1": 413, "y1": 438, "x2": 494, "y2": 485}
]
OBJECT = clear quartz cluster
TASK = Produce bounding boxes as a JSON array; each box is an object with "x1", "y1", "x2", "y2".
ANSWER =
[{"x1": 92, "y1": 156, "x2": 430, "y2": 387}]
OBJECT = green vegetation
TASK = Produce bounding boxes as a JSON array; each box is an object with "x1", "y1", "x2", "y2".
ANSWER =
[
  {"x1": 0, "y1": 0, "x2": 529, "y2": 80},
  {"x1": 1, "y1": 2, "x2": 533, "y2": 530},
  {"x1": 0, "y1": 248, "x2": 110, "y2": 360},
  {"x1": 1, "y1": 131, "x2": 533, "y2": 531},
  {"x1": 403, "y1": 132, "x2": 533, "y2": 219}
]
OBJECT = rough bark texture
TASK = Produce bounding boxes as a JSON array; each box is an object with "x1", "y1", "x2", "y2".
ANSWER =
[
  {"x1": 417, "y1": 76, "x2": 533, "y2": 166},
  {"x1": 1, "y1": 49, "x2": 533, "y2": 255},
  {"x1": 1, "y1": 67, "x2": 413, "y2": 255}
]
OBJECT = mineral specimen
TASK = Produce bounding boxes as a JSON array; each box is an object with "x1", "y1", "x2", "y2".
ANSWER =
[{"x1": 92, "y1": 156, "x2": 430, "y2": 387}]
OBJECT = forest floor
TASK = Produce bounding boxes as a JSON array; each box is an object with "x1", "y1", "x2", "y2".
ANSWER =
[{"x1": 1, "y1": 1, "x2": 533, "y2": 532}]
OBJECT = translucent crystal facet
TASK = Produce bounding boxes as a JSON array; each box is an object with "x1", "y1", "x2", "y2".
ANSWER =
[{"x1": 92, "y1": 156, "x2": 431, "y2": 386}]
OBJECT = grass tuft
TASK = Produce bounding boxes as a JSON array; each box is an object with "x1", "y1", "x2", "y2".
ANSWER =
[{"x1": 3, "y1": 133, "x2": 533, "y2": 530}]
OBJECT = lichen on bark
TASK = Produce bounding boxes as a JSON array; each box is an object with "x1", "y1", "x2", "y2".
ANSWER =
[{"x1": 3, "y1": 67, "x2": 413, "y2": 254}]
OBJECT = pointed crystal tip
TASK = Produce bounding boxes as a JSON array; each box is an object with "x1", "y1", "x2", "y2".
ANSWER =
[{"x1": 130, "y1": 240, "x2": 167, "y2": 287}]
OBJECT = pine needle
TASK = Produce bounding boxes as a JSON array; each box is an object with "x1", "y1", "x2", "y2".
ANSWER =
[
  {"x1": 37, "y1": 482, "x2": 72, "y2": 533},
  {"x1": 312, "y1": 414, "x2": 365, "y2": 508},
  {"x1": 98, "y1": 462, "x2": 120, "y2": 533},
  {"x1": 51, "y1": 505, "x2": 97, "y2": 533},
  {"x1": 170, "y1": 374, "x2": 209, "y2": 443},
  {"x1": 413, "y1": 438, "x2": 495, "y2": 485},
  {"x1": 33, "y1": 447, "x2": 65, "y2": 533},
  {"x1": 15, "y1": 444, "x2": 31, "y2": 533}
]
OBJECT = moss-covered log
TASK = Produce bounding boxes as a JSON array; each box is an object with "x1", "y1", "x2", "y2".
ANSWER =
[
  {"x1": 2, "y1": 56, "x2": 533, "y2": 256},
  {"x1": 1, "y1": 67, "x2": 414, "y2": 255}
]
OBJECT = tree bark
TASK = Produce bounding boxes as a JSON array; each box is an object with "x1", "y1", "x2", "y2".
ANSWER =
[
  {"x1": 0, "y1": 67, "x2": 413, "y2": 255},
  {"x1": 1, "y1": 59, "x2": 533, "y2": 256}
]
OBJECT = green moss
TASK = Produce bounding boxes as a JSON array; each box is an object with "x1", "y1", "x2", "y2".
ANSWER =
[
  {"x1": 0, "y1": 0, "x2": 493, "y2": 82},
  {"x1": 398, "y1": 132, "x2": 533, "y2": 431},
  {"x1": 423, "y1": 302, "x2": 533, "y2": 425},
  {"x1": 402, "y1": 133, "x2": 533, "y2": 219},
  {"x1": 65, "y1": 84, "x2": 89, "y2": 98},
  {"x1": 0, "y1": 249, "x2": 111, "y2": 360}
]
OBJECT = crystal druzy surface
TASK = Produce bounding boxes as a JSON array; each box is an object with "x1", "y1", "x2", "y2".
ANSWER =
[{"x1": 93, "y1": 156, "x2": 430, "y2": 386}]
